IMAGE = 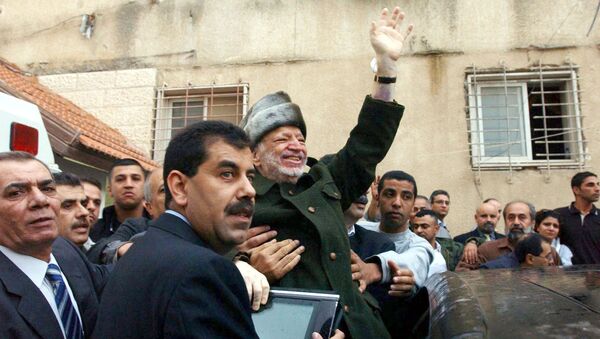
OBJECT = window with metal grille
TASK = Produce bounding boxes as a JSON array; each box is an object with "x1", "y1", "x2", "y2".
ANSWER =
[
  {"x1": 152, "y1": 83, "x2": 249, "y2": 161},
  {"x1": 466, "y1": 65, "x2": 585, "y2": 170}
]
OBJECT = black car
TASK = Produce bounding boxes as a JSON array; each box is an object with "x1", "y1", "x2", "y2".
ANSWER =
[{"x1": 425, "y1": 265, "x2": 600, "y2": 338}]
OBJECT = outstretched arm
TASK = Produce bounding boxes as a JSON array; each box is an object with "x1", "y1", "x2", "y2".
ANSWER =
[{"x1": 370, "y1": 7, "x2": 414, "y2": 101}]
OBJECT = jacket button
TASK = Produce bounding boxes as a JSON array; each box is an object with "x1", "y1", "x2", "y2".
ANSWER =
[
  {"x1": 308, "y1": 206, "x2": 316, "y2": 213},
  {"x1": 343, "y1": 305, "x2": 350, "y2": 313},
  {"x1": 288, "y1": 190, "x2": 294, "y2": 196},
  {"x1": 329, "y1": 252, "x2": 336, "y2": 261}
]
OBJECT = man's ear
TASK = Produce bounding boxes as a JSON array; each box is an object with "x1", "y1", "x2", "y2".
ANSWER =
[
  {"x1": 143, "y1": 201, "x2": 154, "y2": 219},
  {"x1": 107, "y1": 184, "x2": 114, "y2": 198},
  {"x1": 525, "y1": 253, "x2": 535, "y2": 266},
  {"x1": 573, "y1": 186, "x2": 581, "y2": 197},
  {"x1": 167, "y1": 170, "x2": 188, "y2": 208},
  {"x1": 252, "y1": 148, "x2": 261, "y2": 167}
]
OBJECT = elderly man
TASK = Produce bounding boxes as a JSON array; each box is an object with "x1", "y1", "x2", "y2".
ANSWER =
[
  {"x1": 54, "y1": 172, "x2": 95, "y2": 252},
  {"x1": 456, "y1": 201, "x2": 560, "y2": 271},
  {"x1": 94, "y1": 121, "x2": 272, "y2": 338},
  {"x1": 0, "y1": 151, "x2": 109, "y2": 338},
  {"x1": 239, "y1": 7, "x2": 414, "y2": 338}
]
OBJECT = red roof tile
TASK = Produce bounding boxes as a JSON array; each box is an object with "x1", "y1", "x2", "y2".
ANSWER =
[{"x1": 0, "y1": 59, "x2": 157, "y2": 170}]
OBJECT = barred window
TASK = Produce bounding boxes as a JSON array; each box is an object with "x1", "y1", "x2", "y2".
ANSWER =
[
  {"x1": 466, "y1": 65, "x2": 585, "y2": 170},
  {"x1": 152, "y1": 84, "x2": 249, "y2": 161}
]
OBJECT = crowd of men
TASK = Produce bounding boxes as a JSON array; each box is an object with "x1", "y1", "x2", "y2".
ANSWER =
[{"x1": 1, "y1": 5, "x2": 600, "y2": 339}]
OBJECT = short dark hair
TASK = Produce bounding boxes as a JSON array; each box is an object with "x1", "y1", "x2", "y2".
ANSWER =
[
  {"x1": 503, "y1": 200, "x2": 536, "y2": 222},
  {"x1": 163, "y1": 120, "x2": 251, "y2": 207},
  {"x1": 109, "y1": 158, "x2": 145, "y2": 181},
  {"x1": 53, "y1": 172, "x2": 82, "y2": 187},
  {"x1": 80, "y1": 177, "x2": 102, "y2": 191},
  {"x1": 514, "y1": 233, "x2": 547, "y2": 263},
  {"x1": 571, "y1": 171, "x2": 597, "y2": 188},
  {"x1": 378, "y1": 170, "x2": 417, "y2": 197},
  {"x1": 0, "y1": 151, "x2": 50, "y2": 173},
  {"x1": 414, "y1": 209, "x2": 439, "y2": 224},
  {"x1": 430, "y1": 189, "x2": 449, "y2": 202},
  {"x1": 534, "y1": 209, "x2": 563, "y2": 237}
]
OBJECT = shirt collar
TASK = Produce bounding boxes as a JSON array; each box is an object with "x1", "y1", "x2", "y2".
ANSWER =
[
  {"x1": 434, "y1": 241, "x2": 442, "y2": 253},
  {"x1": 568, "y1": 202, "x2": 599, "y2": 215},
  {"x1": 166, "y1": 210, "x2": 191, "y2": 226},
  {"x1": 347, "y1": 224, "x2": 356, "y2": 236},
  {"x1": 82, "y1": 237, "x2": 95, "y2": 251},
  {"x1": 0, "y1": 245, "x2": 59, "y2": 288}
]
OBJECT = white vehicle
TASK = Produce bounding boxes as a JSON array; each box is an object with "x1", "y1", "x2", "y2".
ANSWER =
[{"x1": 0, "y1": 92, "x2": 59, "y2": 172}]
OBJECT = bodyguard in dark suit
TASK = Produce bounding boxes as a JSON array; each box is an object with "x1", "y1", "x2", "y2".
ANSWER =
[
  {"x1": 453, "y1": 202, "x2": 506, "y2": 245},
  {"x1": 94, "y1": 121, "x2": 261, "y2": 338},
  {"x1": 0, "y1": 151, "x2": 109, "y2": 339}
]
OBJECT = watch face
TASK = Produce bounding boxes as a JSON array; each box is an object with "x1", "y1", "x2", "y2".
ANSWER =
[{"x1": 370, "y1": 57, "x2": 378, "y2": 73}]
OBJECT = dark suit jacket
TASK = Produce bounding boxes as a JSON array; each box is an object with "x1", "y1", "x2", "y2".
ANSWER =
[
  {"x1": 349, "y1": 224, "x2": 395, "y2": 259},
  {"x1": 93, "y1": 212, "x2": 258, "y2": 339},
  {"x1": 453, "y1": 229, "x2": 505, "y2": 245},
  {"x1": 0, "y1": 237, "x2": 110, "y2": 339}
]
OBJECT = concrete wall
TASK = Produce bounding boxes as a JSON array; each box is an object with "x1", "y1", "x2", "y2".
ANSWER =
[{"x1": 1, "y1": 0, "x2": 599, "y2": 235}]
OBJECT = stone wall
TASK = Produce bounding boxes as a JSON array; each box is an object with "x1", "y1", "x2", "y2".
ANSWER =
[{"x1": 39, "y1": 68, "x2": 157, "y2": 154}]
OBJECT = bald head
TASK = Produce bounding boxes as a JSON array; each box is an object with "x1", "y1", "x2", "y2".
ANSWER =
[{"x1": 474, "y1": 202, "x2": 499, "y2": 234}]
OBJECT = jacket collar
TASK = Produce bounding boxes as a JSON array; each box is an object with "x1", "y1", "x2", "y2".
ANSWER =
[
  {"x1": 0, "y1": 250, "x2": 64, "y2": 338},
  {"x1": 252, "y1": 170, "x2": 277, "y2": 196},
  {"x1": 150, "y1": 212, "x2": 207, "y2": 248}
]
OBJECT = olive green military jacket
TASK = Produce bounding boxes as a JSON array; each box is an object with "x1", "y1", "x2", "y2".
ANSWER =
[
  {"x1": 436, "y1": 237, "x2": 464, "y2": 271},
  {"x1": 251, "y1": 96, "x2": 403, "y2": 339}
]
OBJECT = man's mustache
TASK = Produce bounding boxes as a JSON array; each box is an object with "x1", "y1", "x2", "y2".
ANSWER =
[
  {"x1": 508, "y1": 225, "x2": 525, "y2": 242},
  {"x1": 225, "y1": 198, "x2": 255, "y2": 216}
]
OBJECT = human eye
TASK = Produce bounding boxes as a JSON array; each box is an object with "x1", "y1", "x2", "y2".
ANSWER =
[
  {"x1": 6, "y1": 188, "x2": 24, "y2": 199},
  {"x1": 402, "y1": 192, "x2": 413, "y2": 200},
  {"x1": 247, "y1": 173, "x2": 255, "y2": 183},
  {"x1": 41, "y1": 185, "x2": 57, "y2": 195},
  {"x1": 221, "y1": 171, "x2": 234, "y2": 179}
]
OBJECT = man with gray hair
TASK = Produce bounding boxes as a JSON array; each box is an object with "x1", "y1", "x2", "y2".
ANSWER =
[
  {"x1": 239, "y1": 7, "x2": 417, "y2": 338},
  {"x1": 456, "y1": 201, "x2": 560, "y2": 270}
]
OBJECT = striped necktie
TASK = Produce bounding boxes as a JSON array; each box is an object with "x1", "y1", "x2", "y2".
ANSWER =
[{"x1": 46, "y1": 263, "x2": 84, "y2": 339}]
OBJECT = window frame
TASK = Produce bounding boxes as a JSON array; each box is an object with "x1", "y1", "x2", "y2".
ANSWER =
[
  {"x1": 466, "y1": 69, "x2": 584, "y2": 169},
  {"x1": 152, "y1": 83, "x2": 249, "y2": 162}
]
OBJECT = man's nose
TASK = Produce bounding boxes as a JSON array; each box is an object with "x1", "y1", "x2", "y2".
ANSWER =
[
  {"x1": 77, "y1": 203, "x2": 90, "y2": 218},
  {"x1": 238, "y1": 176, "x2": 256, "y2": 200},
  {"x1": 30, "y1": 187, "x2": 50, "y2": 208}
]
